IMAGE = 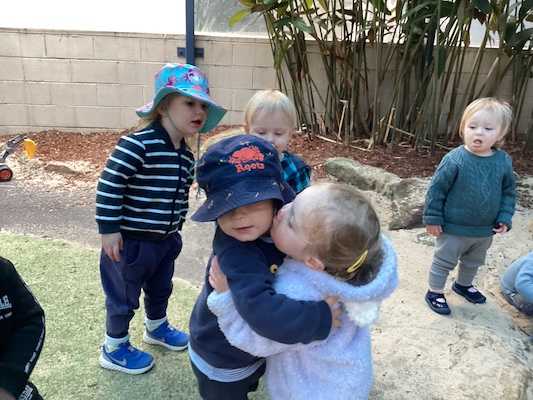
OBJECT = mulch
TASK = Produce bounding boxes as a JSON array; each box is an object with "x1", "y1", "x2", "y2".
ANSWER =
[{"x1": 9, "y1": 126, "x2": 533, "y2": 180}]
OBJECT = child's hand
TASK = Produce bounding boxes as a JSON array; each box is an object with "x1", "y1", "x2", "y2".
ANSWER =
[
  {"x1": 426, "y1": 225, "x2": 443, "y2": 237},
  {"x1": 325, "y1": 296, "x2": 342, "y2": 329},
  {"x1": 493, "y1": 223, "x2": 509, "y2": 234},
  {"x1": 209, "y1": 256, "x2": 230, "y2": 293},
  {"x1": 101, "y1": 233, "x2": 123, "y2": 262}
]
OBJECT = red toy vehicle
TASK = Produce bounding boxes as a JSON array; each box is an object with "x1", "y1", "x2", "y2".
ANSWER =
[{"x1": 0, "y1": 135, "x2": 37, "y2": 182}]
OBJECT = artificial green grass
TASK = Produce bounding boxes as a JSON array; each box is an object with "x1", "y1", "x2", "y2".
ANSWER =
[{"x1": 0, "y1": 232, "x2": 267, "y2": 400}]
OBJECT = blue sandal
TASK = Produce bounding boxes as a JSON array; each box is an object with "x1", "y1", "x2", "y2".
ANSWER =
[{"x1": 425, "y1": 291, "x2": 451, "y2": 315}]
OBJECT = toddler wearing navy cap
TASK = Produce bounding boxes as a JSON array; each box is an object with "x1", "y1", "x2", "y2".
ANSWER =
[{"x1": 188, "y1": 134, "x2": 338, "y2": 400}]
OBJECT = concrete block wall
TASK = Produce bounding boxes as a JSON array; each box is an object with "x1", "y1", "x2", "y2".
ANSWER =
[
  {"x1": 0, "y1": 28, "x2": 278, "y2": 134},
  {"x1": 0, "y1": 27, "x2": 530, "y2": 134}
]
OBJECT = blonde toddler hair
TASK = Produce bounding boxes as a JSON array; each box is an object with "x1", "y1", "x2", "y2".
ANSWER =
[
  {"x1": 303, "y1": 183, "x2": 382, "y2": 285},
  {"x1": 459, "y1": 97, "x2": 513, "y2": 147},
  {"x1": 244, "y1": 90, "x2": 297, "y2": 130}
]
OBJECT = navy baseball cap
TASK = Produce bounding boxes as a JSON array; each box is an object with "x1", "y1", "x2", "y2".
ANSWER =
[{"x1": 192, "y1": 134, "x2": 295, "y2": 222}]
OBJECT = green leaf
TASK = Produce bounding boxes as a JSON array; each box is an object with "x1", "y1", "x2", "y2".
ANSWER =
[
  {"x1": 519, "y1": 0, "x2": 533, "y2": 21},
  {"x1": 508, "y1": 27, "x2": 533, "y2": 49},
  {"x1": 317, "y1": 0, "x2": 328, "y2": 10},
  {"x1": 472, "y1": 0, "x2": 491, "y2": 14},
  {"x1": 503, "y1": 21, "x2": 517, "y2": 45},
  {"x1": 229, "y1": 9, "x2": 251, "y2": 27},
  {"x1": 436, "y1": 46, "x2": 447, "y2": 76},
  {"x1": 304, "y1": 0, "x2": 314, "y2": 9},
  {"x1": 239, "y1": 0, "x2": 256, "y2": 7}
]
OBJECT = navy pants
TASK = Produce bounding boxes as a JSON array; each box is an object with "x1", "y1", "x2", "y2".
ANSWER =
[
  {"x1": 100, "y1": 233, "x2": 182, "y2": 338},
  {"x1": 190, "y1": 360, "x2": 266, "y2": 400}
]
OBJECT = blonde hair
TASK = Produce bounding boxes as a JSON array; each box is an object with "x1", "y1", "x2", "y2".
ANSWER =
[
  {"x1": 200, "y1": 128, "x2": 244, "y2": 156},
  {"x1": 244, "y1": 90, "x2": 297, "y2": 130},
  {"x1": 303, "y1": 183, "x2": 382, "y2": 284},
  {"x1": 459, "y1": 97, "x2": 513, "y2": 147}
]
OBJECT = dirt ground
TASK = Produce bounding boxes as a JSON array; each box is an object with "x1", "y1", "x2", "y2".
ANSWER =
[
  {"x1": 1, "y1": 129, "x2": 532, "y2": 399},
  {"x1": 12, "y1": 127, "x2": 533, "y2": 181}
]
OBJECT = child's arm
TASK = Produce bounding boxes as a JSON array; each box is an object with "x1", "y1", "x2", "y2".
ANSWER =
[
  {"x1": 217, "y1": 246, "x2": 333, "y2": 345},
  {"x1": 0, "y1": 258, "x2": 45, "y2": 399},
  {"x1": 207, "y1": 262, "x2": 338, "y2": 357},
  {"x1": 495, "y1": 156, "x2": 516, "y2": 232},
  {"x1": 515, "y1": 257, "x2": 533, "y2": 304},
  {"x1": 423, "y1": 155, "x2": 458, "y2": 229},
  {"x1": 95, "y1": 135, "x2": 145, "y2": 259},
  {"x1": 208, "y1": 291, "x2": 325, "y2": 357}
]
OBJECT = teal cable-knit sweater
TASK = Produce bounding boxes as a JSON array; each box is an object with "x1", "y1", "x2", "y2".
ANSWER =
[{"x1": 423, "y1": 145, "x2": 516, "y2": 237}]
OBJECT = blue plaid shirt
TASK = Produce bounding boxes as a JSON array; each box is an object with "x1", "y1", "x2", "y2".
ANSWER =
[{"x1": 281, "y1": 152, "x2": 311, "y2": 194}]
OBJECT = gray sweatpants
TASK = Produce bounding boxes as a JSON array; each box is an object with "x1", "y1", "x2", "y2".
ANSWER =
[{"x1": 428, "y1": 233, "x2": 493, "y2": 293}]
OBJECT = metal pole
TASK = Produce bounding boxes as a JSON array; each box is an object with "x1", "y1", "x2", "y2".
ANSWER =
[{"x1": 185, "y1": 0, "x2": 195, "y2": 65}]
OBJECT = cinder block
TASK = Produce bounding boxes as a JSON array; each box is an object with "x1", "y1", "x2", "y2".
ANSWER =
[
  {"x1": 97, "y1": 84, "x2": 144, "y2": 107},
  {"x1": 207, "y1": 66, "x2": 232, "y2": 88},
  {"x1": 209, "y1": 88, "x2": 233, "y2": 110},
  {"x1": 0, "y1": 81, "x2": 25, "y2": 103},
  {"x1": 0, "y1": 32, "x2": 21, "y2": 56},
  {"x1": 20, "y1": 33, "x2": 45, "y2": 57},
  {"x1": 25, "y1": 82, "x2": 51, "y2": 105},
  {"x1": 28, "y1": 105, "x2": 76, "y2": 127},
  {"x1": 94, "y1": 36, "x2": 141, "y2": 61},
  {"x1": 164, "y1": 38, "x2": 186, "y2": 61},
  {"x1": 231, "y1": 67, "x2": 253, "y2": 89},
  {"x1": 233, "y1": 43, "x2": 256, "y2": 67},
  {"x1": 0, "y1": 57, "x2": 24, "y2": 80},
  {"x1": 71, "y1": 60, "x2": 118, "y2": 83},
  {"x1": 0, "y1": 104, "x2": 27, "y2": 125},
  {"x1": 23, "y1": 59, "x2": 71, "y2": 82},
  {"x1": 254, "y1": 43, "x2": 274, "y2": 68},
  {"x1": 252, "y1": 67, "x2": 277, "y2": 89},
  {"x1": 45, "y1": 34, "x2": 94, "y2": 59},
  {"x1": 142, "y1": 86, "x2": 153, "y2": 103},
  {"x1": 121, "y1": 107, "x2": 140, "y2": 129},
  {"x1": 75, "y1": 106, "x2": 123, "y2": 128},
  {"x1": 207, "y1": 42, "x2": 233, "y2": 66},
  {"x1": 140, "y1": 38, "x2": 166, "y2": 62},
  {"x1": 144, "y1": 63, "x2": 163, "y2": 85},
  {"x1": 232, "y1": 89, "x2": 255, "y2": 111},
  {"x1": 50, "y1": 83, "x2": 98, "y2": 106},
  {"x1": 117, "y1": 62, "x2": 147, "y2": 85}
]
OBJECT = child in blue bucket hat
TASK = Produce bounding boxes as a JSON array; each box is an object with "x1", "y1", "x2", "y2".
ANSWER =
[
  {"x1": 95, "y1": 63, "x2": 225, "y2": 375},
  {"x1": 187, "y1": 134, "x2": 339, "y2": 400}
]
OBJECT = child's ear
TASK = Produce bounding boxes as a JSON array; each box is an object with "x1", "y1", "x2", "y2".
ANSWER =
[{"x1": 304, "y1": 256, "x2": 325, "y2": 271}]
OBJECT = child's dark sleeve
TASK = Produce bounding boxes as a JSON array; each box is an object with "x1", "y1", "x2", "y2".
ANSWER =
[
  {"x1": 423, "y1": 155, "x2": 458, "y2": 226},
  {"x1": 218, "y1": 247, "x2": 332, "y2": 345},
  {"x1": 95, "y1": 135, "x2": 146, "y2": 234},
  {"x1": 0, "y1": 258, "x2": 45, "y2": 398},
  {"x1": 496, "y1": 155, "x2": 516, "y2": 229}
]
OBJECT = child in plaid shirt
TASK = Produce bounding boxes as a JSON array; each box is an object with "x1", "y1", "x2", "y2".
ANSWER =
[{"x1": 243, "y1": 90, "x2": 311, "y2": 194}]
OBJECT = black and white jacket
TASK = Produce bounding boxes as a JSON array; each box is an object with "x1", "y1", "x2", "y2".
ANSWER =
[{"x1": 0, "y1": 257, "x2": 45, "y2": 399}]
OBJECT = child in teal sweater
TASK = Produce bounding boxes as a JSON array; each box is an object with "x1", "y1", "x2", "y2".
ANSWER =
[{"x1": 423, "y1": 98, "x2": 516, "y2": 315}]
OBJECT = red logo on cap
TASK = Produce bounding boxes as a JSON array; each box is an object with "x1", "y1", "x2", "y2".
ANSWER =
[{"x1": 228, "y1": 145, "x2": 265, "y2": 173}]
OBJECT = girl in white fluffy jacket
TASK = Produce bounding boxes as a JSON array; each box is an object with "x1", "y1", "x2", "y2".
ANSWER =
[{"x1": 208, "y1": 182, "x2": 398, "y2": 400}]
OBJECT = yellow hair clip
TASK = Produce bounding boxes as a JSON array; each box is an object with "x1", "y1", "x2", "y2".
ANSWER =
[{"x1": 346, "y1": 249, "x2": 368, "y2": 274}]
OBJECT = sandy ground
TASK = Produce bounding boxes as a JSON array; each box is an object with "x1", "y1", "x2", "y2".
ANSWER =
[{"x1": 1, "y1": 155, "x2": 532, "y2": 399}]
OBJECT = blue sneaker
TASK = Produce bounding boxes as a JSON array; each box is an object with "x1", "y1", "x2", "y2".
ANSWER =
[
  {"x1": 143, "y1": 321, "x2": 188, "y2": 351},
  {"x1": 99, "y1": 341, "x2": 154, "y2": 375}
]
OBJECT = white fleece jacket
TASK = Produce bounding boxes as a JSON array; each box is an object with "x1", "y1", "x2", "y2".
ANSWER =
[{"x1": 208, "y1": 235, "x2": 398, "y2": 400}]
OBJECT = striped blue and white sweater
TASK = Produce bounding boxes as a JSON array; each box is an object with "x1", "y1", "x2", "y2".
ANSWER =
[{"x1": 95, "y1": 120, "x2": 195, "y2": 239}]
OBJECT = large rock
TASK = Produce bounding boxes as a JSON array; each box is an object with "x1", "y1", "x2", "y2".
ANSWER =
[
  {"x1": 325, "y1": 158, "x2": 429, "y2": 230},
  {"x1": 324, "y1": 157, "x2": 400, "y2": 195},
  {"x1": 387, "y1": 178, "x2": 430, "y2": 230}
]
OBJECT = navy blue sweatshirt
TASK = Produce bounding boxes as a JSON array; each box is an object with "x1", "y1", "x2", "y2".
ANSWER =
[
  {"x1": 96, "y1": 120, "x2": 194, "y2": 239},
  {"x1": 189, "y1": 228, "x2": 332, "y2": 369}
]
